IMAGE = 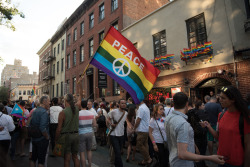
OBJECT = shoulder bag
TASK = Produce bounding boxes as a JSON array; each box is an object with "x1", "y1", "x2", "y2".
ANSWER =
[
  {"x1": 107, "y1": 110, "x2": 125, "y2": 137},
  {"x1": 27, "y1": 118, "x2": 43, "y2": 138}
]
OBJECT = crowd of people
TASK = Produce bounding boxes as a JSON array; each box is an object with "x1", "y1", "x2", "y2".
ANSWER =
[{"x1": 0, "y1": 84, "x2": 250, "y2": 167}]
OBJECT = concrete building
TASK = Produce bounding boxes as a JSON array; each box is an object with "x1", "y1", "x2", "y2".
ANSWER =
[
  {"x1": 10, "y1": 84, "x2": 38, "y2": 102},
  {"x1": 122, "y1": 0, "x2": 250, "y2": 101},
  {"x1": 7, "y1": 72, "x2": 38, "y2": 90},
  {"x1": 1, "y1": 59, "x2": 29, "y2": 86},
  {"x1": 50, "y1": 19, "x2": 67, "y2": 99}
]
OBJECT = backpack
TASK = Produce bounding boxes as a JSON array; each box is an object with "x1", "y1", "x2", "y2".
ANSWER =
[
  {"x1": 97, "y1": 114, "x2": 106, "y2": 128},
  {"x1": 219, "y1": 110, "x2": 244, "y2": 149}
]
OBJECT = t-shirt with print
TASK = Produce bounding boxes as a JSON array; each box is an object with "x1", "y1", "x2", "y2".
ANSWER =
[
  {"x1": 79, "y1": 110, "x2": 94, "y2": 135},
  {"x1": 136, "y1": 103, "x2": 150, "y2": 132},
  {"x1": 165, "y1": 110, "x2": 195, "y2": 167},
  {"x1": 108, "y1": 108, "x2": 127, "y2": 137},
  {"x1": 149, "y1": 117, "x2": 167, "y2": 143},
  {"x1": 217, "y1": 110, "x2": 250, "y2": 166}
]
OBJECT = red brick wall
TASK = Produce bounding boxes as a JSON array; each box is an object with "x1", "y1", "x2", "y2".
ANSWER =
[
  {"x1": 154, "y1": 60, "x2": 250, "y2": 98},
  {"x1": 123, "y1": 0, "x2": 169, "y2": 21}
]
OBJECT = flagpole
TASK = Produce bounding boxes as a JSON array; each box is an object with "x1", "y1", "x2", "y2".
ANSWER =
[{"x1": 77, "y1": 63, "x2": 90, "y2": 84}]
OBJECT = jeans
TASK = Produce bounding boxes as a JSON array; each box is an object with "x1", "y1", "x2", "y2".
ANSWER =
[
  {"x1": 110, "y1": 135, "x2": 124, "y2": 167},
  {"x1": 49, "y1": 123, "x2": 58, "y2": 151},
  {"x1": 10, "y1": 131, "x2": 20, "y2": 159}
]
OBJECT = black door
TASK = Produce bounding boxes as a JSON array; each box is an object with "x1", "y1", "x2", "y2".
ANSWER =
[{"x1": 88, "y1": 74, "x2": 94, "y2": 100}]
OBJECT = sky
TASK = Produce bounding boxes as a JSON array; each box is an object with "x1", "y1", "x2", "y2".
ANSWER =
[{"x1": 0, "y1": 0, "x2": 84, "y2": 77}]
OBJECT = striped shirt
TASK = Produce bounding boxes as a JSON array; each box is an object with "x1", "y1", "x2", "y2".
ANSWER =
[{"x1": 79, "y1": 109, "x2": 94, "y2": 135}]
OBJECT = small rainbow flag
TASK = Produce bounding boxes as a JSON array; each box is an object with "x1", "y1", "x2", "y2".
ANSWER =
[
  {"x1": 11, "y1": 104, "x2": 27, "y2": 127},
  {"x1": 90, "y1": 26, "x2": 160, "y2": 104}
]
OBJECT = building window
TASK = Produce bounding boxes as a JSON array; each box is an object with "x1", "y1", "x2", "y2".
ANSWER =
[
  {"x1": 66, "y1": 80, "x2": 70, "y2": 94},
  {"x1": 99, "y1": 3, "x2": 105, "y2": 21},
  {"x1": 56, "y1": 83, "x2": 59, "y2": 97},
  {"x1": 112, "y1": 21, "x2": 118, "y2": 30},
  {"x1": 52, "y1": 85, "x2": 54, "y2": 97},
  {"x1": 80, "y1": 45, "x2": 84, "y2": 62},
  {"x1": 99, "y1": 31, "x2": 104, "y2": 44},
  {"x1": 73, "y1": 50, "x2": 76, "y2": 66},
  {"x1": 73, "y1": 77, "x2": 76, "y2": 94},
  {"x1": 61, "y1": 58, "x2": 64, "y2": 72},
  {"x1": 67, "y1": 54, "x2": 70, "y2": 69},
  {"x1": 53, "y1": 64, "x2": 55, "y2": 76},
  {"x1": 111, "y1": 0, "x2": 118, "y2": 12},
  {"x1": 61, "y1": 81, "x2": 63, "y2": 97},
  {"x1": 89, "y1": 13, "x2": 94, "y2": 29},
  {"x1": 57, "y1": 61, "x2": 59, "y2": 74},
  {"x1": 89, "y1": 38, "x2": 94, "y2": 57},
  {"x1": 73, "y1": 28, "x2": 77, "y2": 41},
  {"x1": 113, "y1": 80, "x2": 120, "y2": 96},
  {"x1": 23, "y1": 90, "x2": 26, "y2": 95},
  {"x1": 57, "y1": 43, "x2": 60, "y2": 54},
  {"x1": 27, "y1": 90, "x2": 31, "y2": 95},
  {"x1": 80, "y1": 22, "x2": 84, "y2": 35},
  {"x1": 19, "y1": 90, "x2": 22, "y2": 95},
  {"x1": 54, "y1": 47, "x2": 56, "y2": 57},
  {"x1": 186, "y1": 13, "x2": 207, "y2": 48},
  {"x1": 62, "y1": 39, "x2": 64, "y2": 50},
  {"x1": 67, "y1": 34, "x2": 71, "y2": 46},
  {"x1": 153, "y1": 30, "x2": 167, "y2": 58}
]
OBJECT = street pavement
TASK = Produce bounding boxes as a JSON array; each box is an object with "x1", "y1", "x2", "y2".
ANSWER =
[{"x1": 6, "y1": 139, "x2": 218, "y2": 167}]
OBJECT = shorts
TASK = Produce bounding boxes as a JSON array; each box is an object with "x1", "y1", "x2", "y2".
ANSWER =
[
  {"x1": 64, "y1": 133, "x2": 79, "y2": 154},
  {"x1": 207, "y1": 125, "x2": 217, "y2": 142},
  {"x1": 79, "y1": 133, "x2": 93, "y2": 152},
  {"x1": 20, "y1": 126, "x2": 28, "y2": 139},
  {"x1": 31, "y1": 138, "x2": 49, "y2": 165}
]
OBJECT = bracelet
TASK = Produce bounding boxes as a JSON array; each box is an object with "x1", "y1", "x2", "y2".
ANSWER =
[{"x1": 152, "y1": 141, "x2": 156, "y2": 144}]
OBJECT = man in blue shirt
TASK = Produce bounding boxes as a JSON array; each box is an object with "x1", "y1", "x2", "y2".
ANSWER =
[
  {"x1": 30, "y1": 96, "x2": 50, "y2": 167},
  {"x1": 165, "y1": 92, "x2": 225, "y2": 167}
]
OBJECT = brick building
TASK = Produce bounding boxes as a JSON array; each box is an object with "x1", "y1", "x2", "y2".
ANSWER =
[
  {"x1": 39, "y1": 0, "x2": 170, "y2": 101},
  {"x1": 122, "y1": 0, "x2": 250, "y2": 102}
]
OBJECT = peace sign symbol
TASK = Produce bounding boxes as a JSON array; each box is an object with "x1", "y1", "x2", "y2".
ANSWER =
[{"x1": 112, "y1": 58, "x2": 131, "y2": 77}]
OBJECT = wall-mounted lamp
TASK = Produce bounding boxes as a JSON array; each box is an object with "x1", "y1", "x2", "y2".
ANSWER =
[{"x1": 217, "y1": 69, "x2": 226, "y2": 75}]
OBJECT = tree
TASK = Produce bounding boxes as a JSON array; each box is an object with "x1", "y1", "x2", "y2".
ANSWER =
[
  {"x1": 0, "y1": 86, "x2": 9, "y2": 102},
  {"x1": 0, "y1": 0, "x2": 25, "y2": 31}
]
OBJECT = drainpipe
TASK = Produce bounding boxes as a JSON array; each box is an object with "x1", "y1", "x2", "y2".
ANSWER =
[{"x1": 233, "y1": 46, "x2": 239, "y2": 88}]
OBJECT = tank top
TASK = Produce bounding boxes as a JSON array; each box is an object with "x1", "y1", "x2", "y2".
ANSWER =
[{"x1": 61, "y1": 106, "x2": 79, "y2": 134}]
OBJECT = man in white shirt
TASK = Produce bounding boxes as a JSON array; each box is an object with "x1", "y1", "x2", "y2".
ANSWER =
[
  {"x1": 107, "y1": 99, "x2": 127, "y2": 167},
  {"x1": 134, "y1": 101, "x2": 152, "y2": 165},
  {"x1": 87, "y1": 100, "x2": 98, "y2": 150}
]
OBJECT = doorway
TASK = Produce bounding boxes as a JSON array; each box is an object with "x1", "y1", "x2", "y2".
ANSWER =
[
  {"x1": 190, "y1": 77, "x2": 231, "y2": 102},
  {"x1": 88, "y1": 74, "x2": 94, "y2": 100}
]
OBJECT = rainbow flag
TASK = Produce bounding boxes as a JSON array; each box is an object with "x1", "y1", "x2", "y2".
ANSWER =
[
  {"x1": 90, "y1": 26, "x2": 160, "y2": 104},
  {"x1": 31, "y1": 85, "x2": 35, "y2": 96},
  {"x1": 11, "y1": 104, "x2": 27, "y2": 127}
]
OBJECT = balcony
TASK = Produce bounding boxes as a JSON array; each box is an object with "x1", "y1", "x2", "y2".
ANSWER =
[
  {"x1": 42, "y1": 71, "x2": 55, "y2": 80},
  {"x1": 43, "y1": 55, "x2": 56, "y2": 64}
]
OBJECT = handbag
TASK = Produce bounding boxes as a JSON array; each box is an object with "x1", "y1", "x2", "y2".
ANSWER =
[
  {"x1": 27, "y1": 119, "x2": 43, "y2": 138},
  {"x1": 53, "y1": 134, "x2": 67, "y2": 157},
  {"x1": 155, "y1": 117, "x2": 168, "y2": 150}
]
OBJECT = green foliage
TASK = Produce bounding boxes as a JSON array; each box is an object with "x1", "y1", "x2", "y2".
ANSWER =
[
  {"x1": 0, "y1": 86, "x2": 9, "y2": 101},
  {"x1": 0, "y1": 0, "x2": 25, "y2": 31}
]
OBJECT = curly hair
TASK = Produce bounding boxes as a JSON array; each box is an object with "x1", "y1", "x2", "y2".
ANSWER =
[{"x1": 221, "y1": 86, "x2": 250, "y2": 123}]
